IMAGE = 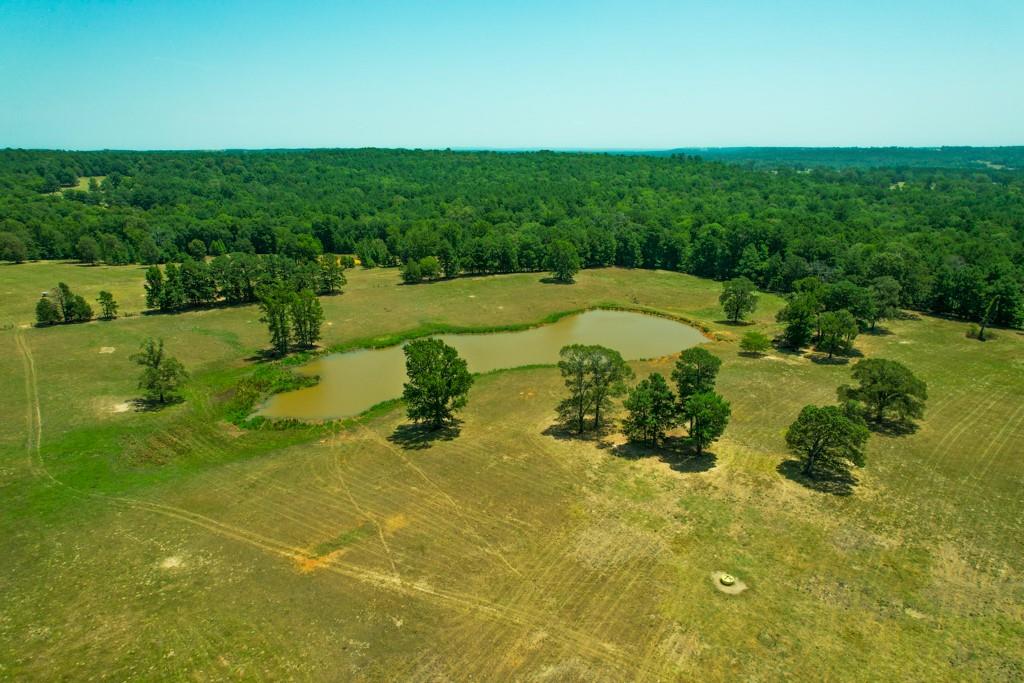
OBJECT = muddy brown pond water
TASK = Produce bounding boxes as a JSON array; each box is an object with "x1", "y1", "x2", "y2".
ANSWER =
[{"x1": 259, "y1": 309, "x2": 706, "y2": 420}]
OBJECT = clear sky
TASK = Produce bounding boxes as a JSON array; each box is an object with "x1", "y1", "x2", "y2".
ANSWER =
[{"x1": 1, "y1": 0, "x2": 1021, "y2": 150}]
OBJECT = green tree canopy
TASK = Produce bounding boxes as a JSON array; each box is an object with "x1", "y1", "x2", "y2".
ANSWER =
[
  {"x1": 0, "y1": 232, "x2": 28, "y2": 263},
  {"x1": 785, "y1": 404, "x2": 869, "y2": 477},
  {"x1": 817, "y1": 309, "x2": 858, "y2": 358},
  {"x1": 131, "y1": 338, "x2": 188, "y2": 405},
  {"x1": 719, "y1": 276, "x2": 758, "y2": 322},
  {"x1": 671, "y1": 347, "x2": 722, "y2": 403},
  {"x1": 681, "y1": 391, "x2": 731, "y2": 455},
  {"x1": 402, "y1": 338, "x2": 474, "y2": 429},
  {"x1": 622, "y1": 372, "x2": 677, "y2": 444},
  {"x1": 739, "y1": 330, "x2": 772, "y2": 356},
  {"x1": 546, "y1": 240, "x2": 580, "y2": 283},
  {"x1": 776, "y1": 292, "x2": 819, "y2": 350},
  {"x1": 97, "y1": 291, "x2": 119, "y2": 319},
  {"x1": 839, "y1": 358, "x2": 927, "y2": 425},
  {"x1": 291, "y1": 289, "x2": 324, "y2": 348},
  {"x1": 258, "y1": 284, "x2": 296, "y2": 356},
  {"x1": 76, "y1": 235, "x2": 101, "y2": 264},
  {"x1": 556, "y1": 344, "x2": 633, "y2": 433},
  {"x1": 35, "y1": 296, "x2": 62, "y2": 325}
]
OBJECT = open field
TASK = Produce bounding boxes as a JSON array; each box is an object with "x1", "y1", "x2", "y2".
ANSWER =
[{"x1": 1, "y1": 264, "x2": 1022, "y2": 680}]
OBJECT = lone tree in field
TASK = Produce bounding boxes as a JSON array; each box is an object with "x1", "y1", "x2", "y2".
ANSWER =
[
  {"x1": 546, "y1": 240, "x2": 581, "y2": 283},
  {"x1": 786, "y1": 404, "x2": 869, "y2": 478},
  {"x1": 681, "y1": 391, "x2": 731, "y2": 455},
  {"x1": 402, "y1": 338, "x2": 474, "y2": 429},
  {"x1": 258, "y1": 284, "x2": 296, "y2": 356},
  {"x1": 739, "y1": 330, "x2": 772, "y2": 356},
  {"x1": 817, "y1": 309, "x2": 858, "y2": 359},
  {"x1": 672, "y1": 347, "x2": 722, "y2": 404},
  {"x1": 622, "y1": 372, "x2": 677, "y2": 445},
  {"x1": 131, "y1": 338, "x2": 188, "y2": 405},
  {"x1": 839, "y1": 358, "x2": 927, "y2": 427},
  {"x1": 97, "y1": 291, "x2": 119, "y2": 320},
  {"x1": 720, "y1": 276, "x2": 758, "y2": 322},
  {"x1": 556, "y1": 344, "x2": 633, "y2": 434},
  {"x1": 290, "y1": 289, "x2": 324, "y2": 348}
]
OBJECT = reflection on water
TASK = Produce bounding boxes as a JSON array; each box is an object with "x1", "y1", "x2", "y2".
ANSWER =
[{"x1": 259, "y1": 309, "x2": 705, "y2": 420}]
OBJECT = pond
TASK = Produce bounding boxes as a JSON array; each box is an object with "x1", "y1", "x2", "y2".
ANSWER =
[{"x1": 258, "y1": 309, "x2": 706, "y2": 420}]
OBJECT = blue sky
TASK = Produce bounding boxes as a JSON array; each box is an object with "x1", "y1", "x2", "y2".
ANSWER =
[{"x1": 1, "y1": 0, "x2": 1021, "y2": 149}]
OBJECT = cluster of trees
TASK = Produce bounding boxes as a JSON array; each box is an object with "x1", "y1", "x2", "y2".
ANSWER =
[
  {"x1": 785, "y1": 358, "x2": 927, "y2": 480},
  {"x1": 554, "y1": 344, "x2": 732, "y2": 455},
  {"x1": 143, "y1": 253, "x2": 345, "y2": 312},
  {"x1": 401, "y1": 255, "x2": 442, "y2": 283},
  {"x1": 775, "y1": 276, "x2": 905, "y2": 356},
  {"x1": 35, "y1": 282, "x2": 116, "y2": 325},
  {"x1": 622, "y1": 348, "x2": 732, "y2": 454},
  {"x1": 556, "y1": 345, "x2": 634, "y2": 433},
  {"x1": 257, "y1": 286, "x2": 325, "y2": 356},
  {"x1": 2, "y1": 149, "x2": 1020, "y2": 329}
]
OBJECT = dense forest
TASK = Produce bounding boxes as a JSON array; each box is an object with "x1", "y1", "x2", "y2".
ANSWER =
[{"x1": 1, "y1": 148, "x2": 1022, "y2": 327}]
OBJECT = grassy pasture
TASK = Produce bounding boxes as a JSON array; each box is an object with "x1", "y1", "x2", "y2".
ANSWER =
[{"x1": 0, "y1": 263, "x2": 1022, "y2": 680}]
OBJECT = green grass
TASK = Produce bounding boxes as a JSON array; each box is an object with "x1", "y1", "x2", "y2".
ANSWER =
[{"x1": 0, "y1": 262, "x2": 1021, "y2": 680}]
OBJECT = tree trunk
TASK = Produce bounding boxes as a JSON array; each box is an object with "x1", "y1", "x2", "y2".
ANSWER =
[{"x1": 802, "y1": 451, "x2": 816, "y2": 476}]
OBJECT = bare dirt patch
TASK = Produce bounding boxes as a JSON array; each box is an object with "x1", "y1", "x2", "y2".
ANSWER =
[
  {"x1": 160, "y1": 556, "x2": 185, "y2": 570},
  {"x1": 712, "y1": 571, "x2": 748, "y2": 595},
  {"x1": 99, "y1": 346, "x2": 116, "y2": 354}
]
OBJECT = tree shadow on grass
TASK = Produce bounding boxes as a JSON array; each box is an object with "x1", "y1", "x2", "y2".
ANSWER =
[
  {"x1": 808, "y1": 353, "x2": 852, "y2": 365},
  {"x1": 541, "y1": 422, "x2": 716, "y2": 472},
  {"x1": 539, "y1": 276, "x2": 574, "y2": 285},
  {"x1": 715, "y1": 319, "x2": 755, "y2": 327},
  {"x1": 809, "y1": 346, "x2": 864, "y2": 365},
  {"x1": 388, "y1": 421, "x2": 462, "y2": 450},
  {"x1": 541, "y1": 421, "x2": 617, "y2": 442},
  {"x1": 131, "y1": 396, "x2": 185, "y2": 412},
  {"x1": 777, "y1": 459, "x2": 857, "y2": 496},
  {"x1": 868, "y1": 418, "x2": 920, "y2": 436},
  {"x1": 243, "y1": 348, "x2": 285, "y2": 364},
  {"x1": 608, "y1": 435, "x2": 717, "y2": 473}
]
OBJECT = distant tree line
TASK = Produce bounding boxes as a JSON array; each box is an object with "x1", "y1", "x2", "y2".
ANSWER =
[{"x1": 2, "y1": 148, "x2": 1021, "y2": 328}]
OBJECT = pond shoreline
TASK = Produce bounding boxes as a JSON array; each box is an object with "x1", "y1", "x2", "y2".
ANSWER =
[{"x1": 255, "y1": 307, "x2": 710, "y2": 423}]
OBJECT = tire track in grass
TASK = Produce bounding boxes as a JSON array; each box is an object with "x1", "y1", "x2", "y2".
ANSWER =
[
  {"x1": 966, "y1": 392, "x2": 1024, "y2": 487},
  {"x1": 358, "y1": 425, "x2": 523, "y2": 576},
  {"x1": 17, "y1": 330, "x2": 652, "y2": 678},
  {"x1": 330, "y1": 437, "x2": 401, "y2": 579},
  {"x1": 320, "y1": 434, "x2": 514, "y2": 578}
]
